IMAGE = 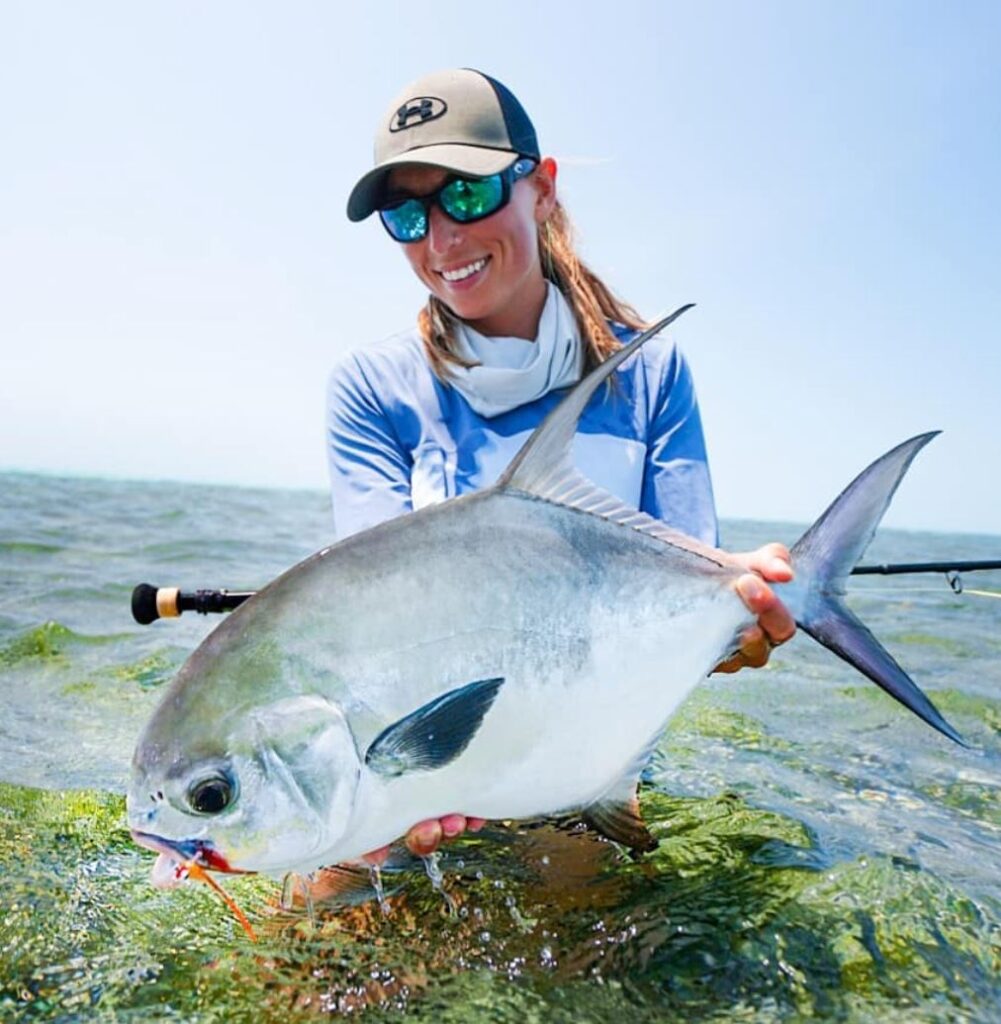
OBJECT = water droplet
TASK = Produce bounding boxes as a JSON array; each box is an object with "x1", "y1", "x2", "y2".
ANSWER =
[
  {"x1": 368, "y1": 863, "x2": 390, "y2": 916},
  {"x1": 279, "y1": 872, "x2": 296, "y2": 911},
  {"x1": 421, "y1": 852, "x2": 457, "y2": 915}
]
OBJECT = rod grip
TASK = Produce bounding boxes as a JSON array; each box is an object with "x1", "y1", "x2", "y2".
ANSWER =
[{"x1": 131, "y1": 584, "x2": 254, "y2": 623}]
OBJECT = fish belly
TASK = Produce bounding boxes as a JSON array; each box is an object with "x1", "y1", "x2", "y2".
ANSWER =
[
  {"x1": 332, "y1": 581, "x2": 746, "y2": 861},
  {"x1": 396, "y1": 588, "x2": 743, "y2": 823}
]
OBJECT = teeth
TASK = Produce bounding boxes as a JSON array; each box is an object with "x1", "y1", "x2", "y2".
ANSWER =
[{"x1": 441, "y1": 258, "x2": 486, "y2": 282}]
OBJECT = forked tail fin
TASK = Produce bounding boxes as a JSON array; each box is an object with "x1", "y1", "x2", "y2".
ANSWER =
[{"x1": 781, "y1": 432, "x2": 965, "y2": 745}]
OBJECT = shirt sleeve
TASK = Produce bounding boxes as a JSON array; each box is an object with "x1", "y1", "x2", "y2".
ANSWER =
[
  {"x1": 326, "y1": 353, "x2": 413, "y2": 540},
  {"x1": 640, "y1": 346, "x2": 719, "y2": 545}
]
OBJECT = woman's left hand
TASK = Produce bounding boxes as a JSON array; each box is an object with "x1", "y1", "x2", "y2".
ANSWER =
[
  {"x1": 361, "y1": 814, "x2": 487, "y2": 866},
  {"x1": 714, "y1": 542, "x2": 796, "y2": 673}
]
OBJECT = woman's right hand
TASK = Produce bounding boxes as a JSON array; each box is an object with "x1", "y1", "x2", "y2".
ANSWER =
[{"x1": 713, "y1": 543, "x2": 796, "y2": 673}]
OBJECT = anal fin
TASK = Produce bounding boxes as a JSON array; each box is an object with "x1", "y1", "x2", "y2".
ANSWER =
[
  {"x1": 583, "y1": 788, "x2": 657, "y2": 853},
  {"x1": 581, "y1": 733, "x2": 662, "y2": 853}
]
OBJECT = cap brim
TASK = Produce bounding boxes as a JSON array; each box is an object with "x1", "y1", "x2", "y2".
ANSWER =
[{"x1": 346, "y1": 145, "x2": 519, "y2": 222}]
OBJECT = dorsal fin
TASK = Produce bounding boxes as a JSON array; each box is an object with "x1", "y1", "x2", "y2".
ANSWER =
[
  {"x1": 493, "y1": 303, "x2": 727, "y2": 569},
  {"x1": 496, "y1": 304, "x2": 694, "y2": 496}
]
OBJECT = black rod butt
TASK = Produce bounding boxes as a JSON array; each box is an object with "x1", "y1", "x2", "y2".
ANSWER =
[{"x1": 131, "y1": 583, "x2": 161, "y2": 625}]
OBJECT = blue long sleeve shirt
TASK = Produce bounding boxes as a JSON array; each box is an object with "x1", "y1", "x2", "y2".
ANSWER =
[{"x1": 326, "y1": 323, "x2": 718, "y2": 544}]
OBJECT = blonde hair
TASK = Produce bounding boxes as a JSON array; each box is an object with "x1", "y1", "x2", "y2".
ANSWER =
[{"x1": 417, "y1": 197, "x2": 647, "y2": 380}]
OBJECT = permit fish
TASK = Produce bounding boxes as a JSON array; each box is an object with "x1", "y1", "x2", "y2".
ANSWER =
[{"x1": 127, "y1": 305, "x2": 962, "y2": 886}]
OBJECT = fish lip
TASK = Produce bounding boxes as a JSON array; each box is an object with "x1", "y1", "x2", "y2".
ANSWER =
[{"x1": 130, "y1": 830, "x2": 253, "y2": 875}]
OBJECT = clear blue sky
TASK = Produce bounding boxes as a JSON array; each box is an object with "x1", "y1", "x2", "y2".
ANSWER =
[{"x1": 2, "y1": 1, "x2": 999, "y2": 534}]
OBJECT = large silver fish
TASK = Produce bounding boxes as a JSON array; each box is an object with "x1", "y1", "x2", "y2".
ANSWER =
[{"x1": 127, "y1": 306, "x2": 962, "y2": 881}]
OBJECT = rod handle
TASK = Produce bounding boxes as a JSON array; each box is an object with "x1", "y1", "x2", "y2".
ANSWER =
[
  {"x1": 131, "y1": 583, "x2": 173, "y2": 624},
  {"x1": 131, "y1": 585, "x2": 253, "y2": 624}
]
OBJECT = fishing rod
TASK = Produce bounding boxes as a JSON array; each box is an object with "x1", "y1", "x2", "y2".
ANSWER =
[
  {"x1": 851, "y1": 559, "x2": 1001, "y2": 594},
  {"x1": 131, "y1": 584, "x2": 255, "y2": 624},
  {"x1": 130, "y1": 559, "x2": 1001, "y2": 624}
]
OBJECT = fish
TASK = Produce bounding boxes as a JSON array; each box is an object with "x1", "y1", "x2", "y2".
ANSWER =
[{"x1": 127, "y1": 304, "x2": 963, "y2": 887}]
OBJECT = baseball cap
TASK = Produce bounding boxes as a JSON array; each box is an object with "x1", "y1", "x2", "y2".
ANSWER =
[{"x1": 346, "y1": 68, "x2": 540, "y2": 222}]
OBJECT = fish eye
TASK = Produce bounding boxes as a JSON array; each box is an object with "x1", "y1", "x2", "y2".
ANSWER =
[{"x1": 187, "y1": 773, "x2": 236, "y2": 815}]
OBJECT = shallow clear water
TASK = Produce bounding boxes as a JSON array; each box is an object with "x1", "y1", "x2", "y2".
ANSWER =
[{"x1": 1, "y1": 471, "x2": 999, "y2": 1021}]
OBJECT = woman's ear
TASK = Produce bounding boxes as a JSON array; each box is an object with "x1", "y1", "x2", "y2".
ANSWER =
[{"x1": 534, "y1": 157, "x2": 558, "y2": 223}]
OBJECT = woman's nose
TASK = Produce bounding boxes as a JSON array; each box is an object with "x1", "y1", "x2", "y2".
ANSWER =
[{"x1": 426, "y1": 205, "x2": 461, "y2": 256}]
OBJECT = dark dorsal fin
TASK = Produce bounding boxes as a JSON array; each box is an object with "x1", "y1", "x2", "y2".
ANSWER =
[
  {"x1": 496, "y1": 305, "x2": 694, "y2": 497},
  {"x1": 364, "y1": 677, "x2": 504, "y2": 778},
  {"x1": 492, "y1": 304, "x2": 727, "y2": 570}
]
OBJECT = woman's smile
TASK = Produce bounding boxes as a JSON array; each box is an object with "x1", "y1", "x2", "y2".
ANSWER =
[{"x1": 436, "y1": 254, "x2": 491, "y2": 287}]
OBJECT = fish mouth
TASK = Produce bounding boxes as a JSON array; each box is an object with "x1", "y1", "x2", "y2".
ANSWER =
[{"x1": 130, "y1": 830, "x2": 252, "y2": 876}]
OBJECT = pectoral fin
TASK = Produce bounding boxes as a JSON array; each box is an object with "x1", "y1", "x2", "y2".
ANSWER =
[{"x1": 365, "y1": 677, "x2": 504, "y2": 778}]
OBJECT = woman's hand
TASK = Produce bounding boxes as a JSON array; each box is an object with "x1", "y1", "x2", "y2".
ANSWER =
[
  {"x1": 362, "y1": 814, "x2": 487, "y2": 865},
  {"x1": 714, "y1": 542, "x2": 796, "y2": 673}
]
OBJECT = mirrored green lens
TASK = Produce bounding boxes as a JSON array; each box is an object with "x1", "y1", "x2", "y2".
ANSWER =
[
  {"x1": 439, "y1": 175, "x2": 504, "y2": 222},
  {"x1": 380, "y1": 199, "x2": 427, "y2": 241}
]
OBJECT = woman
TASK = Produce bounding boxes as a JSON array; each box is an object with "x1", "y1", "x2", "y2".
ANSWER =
[{"x1": 329, "y1": 69, "x2": 795, "y2": 862}]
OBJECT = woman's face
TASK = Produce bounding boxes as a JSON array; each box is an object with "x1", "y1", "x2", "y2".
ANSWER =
[{"x1": 386, "y1": 159, "x2": 557, "y2": 339}]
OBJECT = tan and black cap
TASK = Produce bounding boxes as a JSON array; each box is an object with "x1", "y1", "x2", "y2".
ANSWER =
[{"x1": 347, "y1": 68, "x2": 540, "y2": 222}]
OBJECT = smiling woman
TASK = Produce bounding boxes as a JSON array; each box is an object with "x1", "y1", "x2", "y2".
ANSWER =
[
  {"x1": 327, "y1": 68, "x2": 798, "y2": 861},
  {"x1": 387, "y1": 157, "x2": 546, "y2": 339}
]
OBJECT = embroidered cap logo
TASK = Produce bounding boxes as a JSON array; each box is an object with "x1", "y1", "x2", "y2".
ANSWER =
[{"x1": 390, "y1": 96, "x2": 447, "y2": 132}]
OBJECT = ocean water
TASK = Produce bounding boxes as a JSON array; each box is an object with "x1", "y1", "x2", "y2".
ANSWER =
[{"x1": 1, "y1": 470, "x2": 999, "y2": 1022}]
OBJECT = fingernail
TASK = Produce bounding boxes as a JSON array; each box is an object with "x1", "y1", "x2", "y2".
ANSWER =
[{"x1": 740, "y1": 577, "x2": 764, "y2": 601}]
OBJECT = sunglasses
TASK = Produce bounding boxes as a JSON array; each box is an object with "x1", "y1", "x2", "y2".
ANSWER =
[{"x1": 378, "y1": 158, "x2": 537, "y2": 243}]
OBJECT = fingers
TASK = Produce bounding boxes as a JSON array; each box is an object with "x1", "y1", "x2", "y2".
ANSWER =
[
  {"x1": 708, "y1": 618, "x2": 765, "y2": 675},
  {"x1": 735, "y1": 575, "x2": 796, "y2": 646},
  {"x1": 713, "y1": 626, "x2": 771, "y2": 674},
  {"x1": 440, "y1": 813, "x2": 466, "y2": 838},
  {"x1": 733, "y1": 543, "x2": 794, "y2": 583},
  {"x1": 713, "y1": 570, "x2": 797, "y2": 675},
  {"x1": 405, "y1": 818, "x2": 443, "y2": 857},
  {"x1": 366, "y1": 814, "x2": 488, "y2": 863},
  {"x1": 737, "y1": 626, "x2": 772, "y2": 668},
  {"x1": 713, "y1": 651, "x2": 745, "y2": 674}
]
